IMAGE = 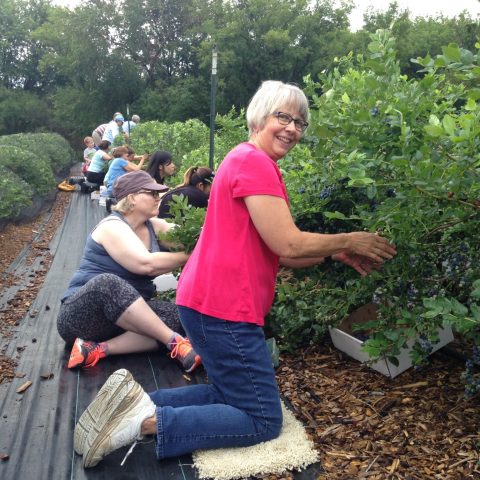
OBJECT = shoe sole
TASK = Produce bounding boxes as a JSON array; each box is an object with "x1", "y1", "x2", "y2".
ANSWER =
[
  {"x1": 83, "y1": 383, "x2": 145, "y2": 468},
  {"x1": 74, "y1": 369, "x2": 133, "y2": 455},
  {"x1": 68, "y1": 339, "x2": 85, "y2": 369},
  {"x1": 184, "y1": 356, "x2": 202, "y2": 373}
]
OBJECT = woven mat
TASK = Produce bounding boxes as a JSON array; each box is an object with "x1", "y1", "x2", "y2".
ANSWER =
[{"x1": 192, "y1": 402, "x2": 319, "y2": 480}]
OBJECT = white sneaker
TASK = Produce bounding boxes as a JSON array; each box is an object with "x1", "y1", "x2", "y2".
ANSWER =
[
  {"x1": 83, "y1": 382, "x2": 156, "y2": 468},
  {"x1": 74, "y1": 369, "x2": 134, "y2": 455}
]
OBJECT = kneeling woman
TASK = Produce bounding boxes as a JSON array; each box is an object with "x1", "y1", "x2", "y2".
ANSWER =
[{"x1": 57, "y1": 170, "x2": 201, "y2": 373}]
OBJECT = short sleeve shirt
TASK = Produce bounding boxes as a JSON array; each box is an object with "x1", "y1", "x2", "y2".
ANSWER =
[
  {"x1": 105, "y1": 158, "x2": 128, "y2": 195},
  {"x1": 176, "y1": 142, "x2": 288, "y2": 325},
  {"x1": 88, "y1": 150, "x2": 107, "y2": 173}
]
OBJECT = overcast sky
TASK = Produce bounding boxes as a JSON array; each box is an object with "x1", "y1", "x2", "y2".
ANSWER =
[{"x1": 52, "y1": 0, "x2": 480, "y2": 31}]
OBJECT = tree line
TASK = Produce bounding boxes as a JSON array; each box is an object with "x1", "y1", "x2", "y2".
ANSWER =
[{"x1": 0, "y1": 0, "x2": 478, "y2": 144}]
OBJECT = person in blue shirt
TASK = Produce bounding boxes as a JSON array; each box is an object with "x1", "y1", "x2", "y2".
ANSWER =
[
  {"x1": 86, "y1": 140, "x2": 112, "y2": 185},
  {"x1": 104, "y1": 146, "x2": 148, "y2": 197}
]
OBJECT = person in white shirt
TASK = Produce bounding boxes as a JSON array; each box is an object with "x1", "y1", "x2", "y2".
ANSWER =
[{"x1": 102, "y1": 115, "x2": 125, "y2": 145}]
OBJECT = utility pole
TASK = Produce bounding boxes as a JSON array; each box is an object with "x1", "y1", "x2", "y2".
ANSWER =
[
  {"x1": 126, "y1": 104, "x2": 130, "y2": 144},
  {"x1": 209, "y1": 44, "x2": 218, "y2": 170}
]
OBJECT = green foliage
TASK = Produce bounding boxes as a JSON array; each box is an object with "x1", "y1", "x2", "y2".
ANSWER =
[
  {"x1": 0, "y1": 165, "x2": 33, "y2": 220},
  {"x1": 157, "y1": 195, "x2": 206, "y2": 253},
  {"x1": 0, "y1": 132, "x2": 74, "y2": 175},
  {"x1": 267, "y1": 270, "x2": 370, "y2": 351},
  {"x1": 0, "y1": 87, "x2": 50, "y2": 135},
  {"x1": 362, "y1": 3, "x2": 479, "y2": 77},
  {"x1": 131, "y1": 119, "x2": 209, "y2": 163},
  {"x1": 0, "y1": 145, "x2": 55, "y2": 196},
  {"x1": 0, "y1": 131, "x2": 74, "y2": 223},
  {"x1": 269, "y1": 32, "x2": 480, "y2": 368}
]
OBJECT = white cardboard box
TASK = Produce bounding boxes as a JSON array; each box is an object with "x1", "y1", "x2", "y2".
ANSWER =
[{"x1": 329, "y1": 303, "x2": 454, "y2": 378}]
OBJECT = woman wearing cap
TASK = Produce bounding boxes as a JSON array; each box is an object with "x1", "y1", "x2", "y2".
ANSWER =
[
  {"x1": 145, "y1": 151, "x2": 176, "y2": 186},
  {"x1": 57, "y1": 170, "x2": 201, "y2": 374},
  {"x1": 75, "y1": 81, "x2": 396, "y2": 468},
  {"x1": 158, "y1": 166, "x2": 214, "y2": 219}
]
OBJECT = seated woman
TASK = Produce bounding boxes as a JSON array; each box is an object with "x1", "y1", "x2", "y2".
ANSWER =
[
  {"x1": 104, "y1": 146, "x2": 148, "y2": 198},
  {"x1": 145, "y1": 151, "x2": 176, "y2": 186},
  {"x1": 86, "y1": 140, "x2": 112, "y2": 185},
  {"x1": 57, "y1": 170, "x2": 201, "y2": 373},
  {"x1": 158, "y1": 166, "x2": 214, "y2": 218}
]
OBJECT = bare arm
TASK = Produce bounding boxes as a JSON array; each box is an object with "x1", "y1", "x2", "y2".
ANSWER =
[
  {"x1": 149, "y1": 217, "x2": 175, "y2": 235},
  {"x1": 124, "y1": 155, "x2": 147, "y2": 172},
  {"x1": 244, "y1": 195, "x2": 396, "y2": 263},
  {"x1": 92, "y1": 220, "x2": 188, "y2": 276},
  {"x1": 279, "y1": 257, "x2": 326, "y2": 268}
]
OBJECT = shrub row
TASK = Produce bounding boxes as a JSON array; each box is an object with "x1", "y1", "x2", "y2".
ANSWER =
[{"x1": 0, "y1": 132, "x2": 75, "y2": 221}]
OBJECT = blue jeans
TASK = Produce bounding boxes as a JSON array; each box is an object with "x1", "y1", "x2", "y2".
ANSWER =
[{"x1": 148, "y1": 306, "x2": 283, "y2": 459}]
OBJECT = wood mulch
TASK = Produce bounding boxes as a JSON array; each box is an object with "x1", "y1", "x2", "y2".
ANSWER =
[
  {"x1": 276, "y1": 344, "x2": 480, "y2": 479},
  {"x1": 1, "y1": 190, "x2": 479, "y2": 479},
  {"x1": 0, "y1": 190, "x2": 72, "y2": 379}
]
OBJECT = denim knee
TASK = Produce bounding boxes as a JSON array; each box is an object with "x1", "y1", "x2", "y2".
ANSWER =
[{"x1": 254, "y1": 406, "x2": 283, "y2": 442}]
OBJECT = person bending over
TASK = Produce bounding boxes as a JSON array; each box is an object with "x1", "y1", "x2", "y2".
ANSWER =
[
  {"x1": 145, "y1": 151, "x2": 176, "y2": 186},
  {"x1": 75, "y1": 80, "x2": 396, "y2": 468},
  {"x1": 104, "y1": 146, "x2": 148, "y2": 198},
  {"x1": 57, "y1": 170, "x2": 201, "y2": 373},
  {"x1": 158, "y1": 166, "x2": 214, "y2": 218},
  {"x1": 86, "y1": 140, "x2": 112, "y2": 185}
]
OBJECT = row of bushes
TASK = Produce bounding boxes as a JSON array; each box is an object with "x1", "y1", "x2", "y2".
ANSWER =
[{"x1": 0, "y1": 133, "x2": 75, "y2": 222}]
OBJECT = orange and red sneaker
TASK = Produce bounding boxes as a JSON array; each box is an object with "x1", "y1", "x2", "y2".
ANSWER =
[
  {"x1": 68, "y1": 338, "x2": 106, "y2": 369},
  {"x1": 169, "y1": 336, "x2": 202, "y2": 373}
]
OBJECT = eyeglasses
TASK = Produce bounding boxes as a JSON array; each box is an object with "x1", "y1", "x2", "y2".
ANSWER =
[
  {"x1": 272, "y1": 112, "x2": 308, "y2": 132},
  {"x1": 137, "y1": 190, "x2": 161, "y2": 199}
]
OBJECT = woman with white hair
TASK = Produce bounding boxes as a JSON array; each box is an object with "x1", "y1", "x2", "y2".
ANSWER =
[{"x1": 75, "y1": 81, "x2": 396, "y2": 468}]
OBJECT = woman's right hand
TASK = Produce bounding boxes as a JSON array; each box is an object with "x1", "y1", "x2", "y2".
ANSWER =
[{"x1": 345, "y1": 232, "x2": 396, "y2": 263}]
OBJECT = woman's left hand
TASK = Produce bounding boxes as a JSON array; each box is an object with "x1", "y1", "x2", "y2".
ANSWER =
[{"x1": 331, "y1": 252, "x2": 381, "y2": 277}]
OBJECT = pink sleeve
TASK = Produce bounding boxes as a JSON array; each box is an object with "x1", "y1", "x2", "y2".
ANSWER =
[{"x1": 232, "y1": 150, "x2": 285, "y2": 199}]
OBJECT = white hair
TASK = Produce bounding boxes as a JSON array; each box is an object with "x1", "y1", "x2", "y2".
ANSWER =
[
  {"x1": 246, "y1": 80, "x2": 309, "y2": 136},
  {"x1": 132, "y1": 114, "x2": 140, "y2": 123}
]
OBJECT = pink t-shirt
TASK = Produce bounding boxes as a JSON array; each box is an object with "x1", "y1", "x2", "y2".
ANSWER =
[{"x1": 176, "y1": 142, "x2": 288, "y2": 326}]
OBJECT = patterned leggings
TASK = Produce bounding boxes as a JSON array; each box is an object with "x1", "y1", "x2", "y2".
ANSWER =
[{"x1": 57, "y1": 273, "x2": 183, "y2": 345}]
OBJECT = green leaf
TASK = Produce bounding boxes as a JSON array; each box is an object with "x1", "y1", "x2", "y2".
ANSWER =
[
  {"x1": 324, "y1": 211, "x2": 346, "y2": 220},
  {"x1": 424, "y1": 125, "x2": 444, "y2": 137},
  {"x1": 441, "y1": 44, "x2": 462, "y2": 62},
  {"x1": 442, "y1": 115, "x2": 456, "y2": 136},
  {"x1": 388, "y1": 356, "x2": 400, "y2": 367}
]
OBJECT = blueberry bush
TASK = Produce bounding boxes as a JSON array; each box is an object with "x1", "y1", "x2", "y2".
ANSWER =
[
  {"x1": 152, "y1": 33, "x2": 480, "y2": 388},
  {"x1": 266, "y1": 31, "x2": 480, "y2": 392}
]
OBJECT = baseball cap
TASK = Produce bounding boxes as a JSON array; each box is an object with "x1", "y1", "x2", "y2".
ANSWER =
[{"x1": 113, "y1": 170, "x2": 169, "y2": 201}]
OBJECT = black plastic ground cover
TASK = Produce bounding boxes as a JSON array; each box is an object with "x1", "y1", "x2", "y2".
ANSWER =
[{"x1": 0, "y1": 191, "x2": 322, "y2": 480}]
